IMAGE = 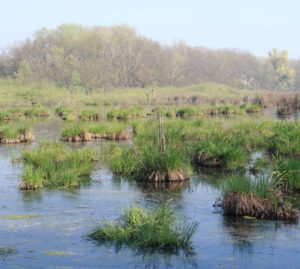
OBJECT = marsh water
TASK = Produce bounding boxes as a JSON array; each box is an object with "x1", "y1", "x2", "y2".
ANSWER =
[{"x1": 1, "y1": 117, "x2": 300, "y2": 269}]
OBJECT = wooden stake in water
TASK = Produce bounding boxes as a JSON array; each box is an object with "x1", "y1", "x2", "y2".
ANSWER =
[{"x1": 158, "y1": 113, "x2": 166, "y2": 154}]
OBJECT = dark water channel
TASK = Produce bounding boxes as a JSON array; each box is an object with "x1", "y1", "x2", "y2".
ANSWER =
[{"x1": 0, "y1": 118, "x2": 300, "y2": 269}]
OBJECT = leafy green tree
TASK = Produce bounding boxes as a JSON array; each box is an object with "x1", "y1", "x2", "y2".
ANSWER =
[
  {"x1": 268, "y1": 48, "x2": 296, "y2": 90},
  {"x1": 15, "y1": 59, "x2": 33, "y2": 85}
]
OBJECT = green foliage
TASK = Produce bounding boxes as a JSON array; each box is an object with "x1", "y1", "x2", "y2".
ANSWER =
[
  {"x1": 79, "y1": 109, "x2": 101, "y2": 121},
  {"x1": 61, "y1": 122, "x2": 128, "y2": 138},
  {"x1": 222, "y1": 175, "x2": 275, "y2": 200},
  {"x1": 107, "y1": 107, "x2": 144, "y2": 119},
  {"x1": 23, "y1": 107, "x2": 49, "y2": 117},
  {"x1": 273, "y1": 158, "x2": 300, "y2": 192},
  {"x1": 107, "y1": 120, "x2": 191, "y2": 179},
  {"x1": 0, "y1": 125, "x2": 32, "y2": 141},
  {"x1": 268, "y1": 48, "x2": 296, "y2": 90},
  {"x1": 268, "y1": 122, "x2": 300, "y2": 156},
  {"x1": 21, "y1": 142, "x2": 94, "y2": 189},
  {"x1": 89, "y1": 203, "x2": 198, "y2": 251}
]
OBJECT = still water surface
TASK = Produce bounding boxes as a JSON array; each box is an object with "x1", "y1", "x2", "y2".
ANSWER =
[{"x1": 0, "y1": 118, "x2": 300, "y2": 269}]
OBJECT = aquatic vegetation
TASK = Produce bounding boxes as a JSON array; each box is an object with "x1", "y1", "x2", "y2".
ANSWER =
[
  {"x1": 56, "y1": 106, "x2": 76, "y2": 121},
  {"x1": 0, "y1": 247, "x2": 17, "y2": 258},
  {"x1": 2, "y1": 214, "x2": 40, "y2": 219},
  {"x1": 20, "y1": 142, "x2": 94, "y2": 190},
  {"x1": 221, "y1": 176, "x2": 299, "y2": 221},
  {"x1": 23, "y1": 107, "x2": 49, "y2": 117},
  {"x1": 0, "y1": 111, "x2": 11, "y2": 121},
  {"x1": 61, "y1": 122, "x2": 129, "y2": 142},
  {"x1": 108, "y1": 120, "x2": 191, "y2": 182},
  {"x1": 273, "y1": 158, "x2": 300, "y2": 192},
  {"x1": 107, "y1": 107, "x2": 144, "y2": 119},
  {"x1": 268, "y1": 122, "x2": 300, "y2": 157},
  {"x1": 89, "y1": 203, "x2": 198, "y2": 251},
  {"x1": 43, "y1": 251, "x2": 74, "y2": 256},
  {"x1": 0, "y1": 125, "x2": 34, "y2": 144},
  {"x1": 79, "y1": 109, "x2": 101, "y2": 121}
]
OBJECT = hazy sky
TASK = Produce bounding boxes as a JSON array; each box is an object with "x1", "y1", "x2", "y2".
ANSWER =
[{"x1": 1, "y1": 0, "x2": 299, "y2": 58}]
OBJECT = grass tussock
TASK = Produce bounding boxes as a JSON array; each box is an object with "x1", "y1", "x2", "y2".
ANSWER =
[
  {"x1": 89, "y1": 203, "x2": 198, "y2": 252},
  {"x1": 0, "y1": 125, "x2": 33, "y2": 144},
  {"x1": 273, "y1": 158, "x2": 300, "y2": 192},
  {"x1": 107, "y1": 120, "x2": 191, "y2": 182},
  {"x1": 79, "y1": 109, "x2": 101, "y2": 121},
  {"x1": 20, "y1": 142, "x2": 94, "y2": 190},
  {"x1": 107, "y1": 107, "x2": 144, "y2": 119},
  {"x1": 61, "y1": 122, "x2": 129, "y2": 142},
  {"x1": 221, "y1": 176, "x2": 299, "y2": 221}
]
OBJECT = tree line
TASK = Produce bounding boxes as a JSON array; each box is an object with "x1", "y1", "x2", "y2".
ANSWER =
[{"x1": 0, "y1": 24, "x2": 299, "y2": 93}]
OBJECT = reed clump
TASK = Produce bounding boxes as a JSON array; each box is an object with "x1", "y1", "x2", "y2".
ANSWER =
[
  {"x1": 19, "y1": 142, "x2": 94, "y2": 190},
  {"x1": 79, "y1": 109, "x2": 101, "y2": 121},
  {"x1": 0, "y1": 125, "x2": 34, "y2": 144},
  {"x1": 273, "y1": 158, "x2": 300, "y2": 193},
  {"x1": 108, "y1": 119, "x2": 191, "y2": 182},
  {"x1": 89, "y1": 203, "x2": 198, "y2": 252},
  {"x1": 61, "y1": 122, "x2": 129, "y2": 142},
  {"x1": 107, "y1": 107, "x2": 144, "y2": 119},
  {"x1": 221, "y1": 176, "x2": 299, "y2": 221}
]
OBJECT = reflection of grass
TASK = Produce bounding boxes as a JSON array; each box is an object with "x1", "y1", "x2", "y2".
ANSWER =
[
  {"x1": 89, "y1": 203, "x2": 198, "y2": 252},
  {"x1": 2, "y1": 214, "x2": 39, "y2": 219},
  {"x1": 0, "y1": 247, "x2": 17, "y2": 258},
  {"x1": 43, "y1": 250, "x2": 74, "y2": 256}
]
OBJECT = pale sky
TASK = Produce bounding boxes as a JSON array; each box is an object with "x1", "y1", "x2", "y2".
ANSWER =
[{"x1": 1, "y1": 0, "x2": 299, "y2": 59}]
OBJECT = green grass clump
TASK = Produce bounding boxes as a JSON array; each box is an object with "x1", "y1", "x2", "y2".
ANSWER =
[
  {"x1": 61, "y1": 124, "x2": 85, "y2": 137},
  {"x1": 55, "y1": 106, "x2": 76, "y2": 121},
  {"x1": 0, "y1": 126, "x2": 19, "y2": 140},
  {"x1": 107, "y1": 120, "x2": 191, "y2": 180},
  {"x1": 268, "y1": 122, "x2": 300, "y2": 157},
  {"x1": 273, "y1": 158, "x2": 300, "y2": 192},
  {"x1": 23, "y1": 107, "x2": 49, "y2": 117},
  {"x1": 221, "y1": 175, "x2": 299, "y2": 221},
  {"x1": 61, "y1": 122, "x2": 128, "y2": 139},
  {"x1": 107, "y1": 107, "x2": 144, "y2": 119},
  {"x1": 0, "y1": 111, "x2": 10, "y2": 121},
  {"x1": 221, "y1": 175, "x2": 274, "y2": 199},
  {"x1": 0, "y1": 125, "x2": 33, "y2": 142},
  {"x1": 176, "y1": 107, "x2": 202, "y2": 117},
  {"x1": 20, "y1": 142, "x2": 94, "y2": 189},
  {"x1": 79, "y1": 109, "x2": 101, "y2": 121},
  {"x1": 89, "y1": 203, "x2": 198, "y2": 251}
]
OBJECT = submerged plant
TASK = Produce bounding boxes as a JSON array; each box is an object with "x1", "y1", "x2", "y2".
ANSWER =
[
  {"x1": 89, "y1": 203, "x2": 198, "y2": 252},
  {"x1": 20, "y1": 142, "x2": 94, "y2": 190}
]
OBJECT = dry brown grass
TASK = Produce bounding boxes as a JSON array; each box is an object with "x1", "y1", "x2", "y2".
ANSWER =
[{"x1": 223, "y1": 192, "x2": 299, "y2": 221}]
